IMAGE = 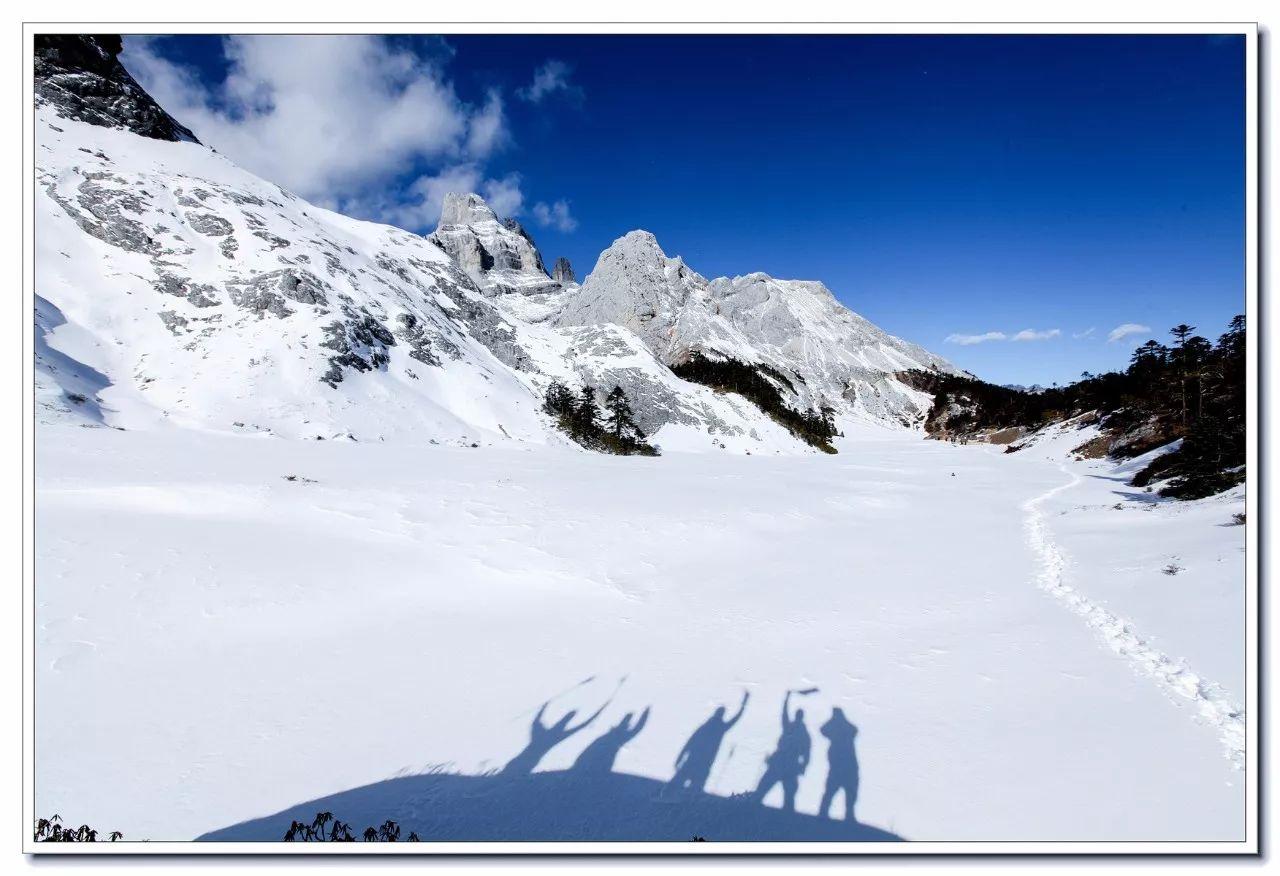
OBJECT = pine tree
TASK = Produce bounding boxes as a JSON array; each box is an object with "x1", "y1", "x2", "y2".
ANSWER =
[
  {"x1": 543, "y1": 380, "x2": 574, "y2": 419},
  {"x1": 604, "y1": 385, "x2": 643, "y2": 442},
  {"x1": 573, "y1": 384, "x2": 600, "y2": 441},
  {"x1": 1169, "y1": 324, "x2": 1197, "y2": 428}
]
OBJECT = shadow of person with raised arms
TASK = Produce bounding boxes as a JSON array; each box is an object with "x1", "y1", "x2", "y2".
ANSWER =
[
  {"x1": 818, "y1": 706, "x2": 859, "y2": 821},
  {"x1": 572, "y1": 707, "x2": 651, "y2": 773},
  {"x1": 667, "y1": 689, "x2": 750, "y2": 795},
  {"x1": 500, "y1": 699, "x2": 608, "y2": 776},
  {"x1": 752, "y1": 690, "x2": 810, "y2": 812}
]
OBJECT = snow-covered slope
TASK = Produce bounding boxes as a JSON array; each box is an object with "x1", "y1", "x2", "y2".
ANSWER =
[{"x1": 37, "y1": 110, "x2": 553, "y2": 444}]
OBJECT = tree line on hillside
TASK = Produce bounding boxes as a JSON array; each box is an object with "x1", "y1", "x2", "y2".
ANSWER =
[
  {"x1": 543, "y1": 381, "x2": 660, "y2": 456},
  {"x1": 900, "y1": 316, "x2": 1246, "y2": 499},
  {"x1": 670, "y1": 353, "x2": 840, "y2": 453}
]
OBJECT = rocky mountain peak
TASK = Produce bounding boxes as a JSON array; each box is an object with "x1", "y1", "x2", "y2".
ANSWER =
[
  {"x1": 437, "y1": 192, "x2": 500, "y2": 228},
  {"x1": 551, "y1": 257, "x2": 576, "y2": 284},
  {"x1": 35, "y1": 34, "x2": 199, "y2": 143},
  {"x1": 428, "y1": 193, "x2": 556, "y2": 296}
]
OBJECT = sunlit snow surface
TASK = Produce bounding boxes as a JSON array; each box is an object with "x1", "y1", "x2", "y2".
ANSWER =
[
  {"x1": 33, "y1": 95, "x2": 1244, "y2": 845},
  {"x1": 35, "y1": 421, "x2": 1244, "y2": 842}
]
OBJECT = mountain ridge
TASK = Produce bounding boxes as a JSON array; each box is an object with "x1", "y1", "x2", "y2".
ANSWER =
[{"x1": 35, "y1": 34, "x2": 960, "y2": 454}]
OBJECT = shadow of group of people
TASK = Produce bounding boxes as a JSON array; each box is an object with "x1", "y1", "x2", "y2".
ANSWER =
[{"x1": 501, "y1": 687, "x2": 861, "y2": 822}]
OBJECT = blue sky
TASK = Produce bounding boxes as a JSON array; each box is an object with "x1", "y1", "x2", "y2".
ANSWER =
[{"x1": 122, "y1": 34, "x2": 1245, "y2": 386}]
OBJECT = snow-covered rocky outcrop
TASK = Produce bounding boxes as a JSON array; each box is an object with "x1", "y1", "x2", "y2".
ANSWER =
[
  {"x1": 35, "y1": 35, "x2": 960, "y2": 452},
  {"x1": 427, "y1": 193, "x2": 561, "y2": 297},
  {"x1": 556, "y1": 230, "x2": 962, "y2": 427}
]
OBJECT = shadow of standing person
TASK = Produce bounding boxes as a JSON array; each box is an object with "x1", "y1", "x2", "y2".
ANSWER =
[
  {"x1": 752, "y1": 691, "x2": 810, "y2": 812},
  {"x1": 667, "y1": 690, "x2": 750, "y2": 795},
  {"x1": 500, "y1": 699, "x2": 608, "y2": 776},
  {"x1": 818, "y1": 707, "x2": 859, "y2": 821},
  {"x1": 572, "y1": 707, "x2": 651, "y2": 773}
]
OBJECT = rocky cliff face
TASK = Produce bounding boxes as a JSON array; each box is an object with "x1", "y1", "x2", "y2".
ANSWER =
[
  {"x1": 551, "y1": 257, "x2": 576, "y2": 284},
  {"x1": 34, "y1": 35, "x2": 198, "y2": 143},
  {"x1": 427, "y1": 193, "x2": 560, "y2": 296},
  {"x1": 555, "y1": 231, "x2": 721, "y2": 359}
]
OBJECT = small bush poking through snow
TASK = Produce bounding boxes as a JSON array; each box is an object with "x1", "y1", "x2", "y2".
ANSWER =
[
  {"x1": 33, "y1": 815, "x2": 122, "y2": 842},
  {"x1": 1230, "y1": 512, "x2": 1246, "y2": 526},
  {"x1": 284, "y1": 811, "x2": 419, "y2": 842},
  {"x1": 1162, "y1": 561, "x2": 1184, "y2": 576}
]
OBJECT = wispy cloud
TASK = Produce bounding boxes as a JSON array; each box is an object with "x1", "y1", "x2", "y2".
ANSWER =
[
  {"x1": 1011, "y1": 328, "x2": 1062, "y2": 342},
  {"x1": 465, "y1": 89, "x2": 509, "y2": 158},
  {"x1": 531, "y1": 199, "x2": 578, "y2": 233},
  {"x1": 517, "y1": 59, "x2": 580, "y2": 104},
  {"x1": 945, "y1": 331, "x2": 1008, "y2": 346},
  {"x1": 1073, "y1": 327, "x2": 1097, "y2": 340},
  {"x1": 120, "y1": 36, "x2": 557, "y2": 233},
  {"x1": 946, "y1": 328, "x2": 1062, "y2": 346},
  {"x1": 1107, "y1": 323, "x2": 1152, "y2": 343}
]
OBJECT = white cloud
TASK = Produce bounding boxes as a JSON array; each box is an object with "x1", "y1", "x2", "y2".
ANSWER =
[
  {"x1": 1073, "y1": 327, "x2": 1097, "y2": 340},
  {"x1": 531, "y1": 199, "x2": 579, "y2": 233},
  {"x1": 1107, "y1": 323, "x2": 1153, "y2": 343},
  {"x1": 945, "y1": 331, "x2": 1007, "y2": 346},
  {"x1": 121, "y1": 35, "x2": 510, "y2": 210},
  {"x1": 517, "y1": 60, "x2": 577, "y2": 103},
  {"x1": 946, "y1": 327, "x2": 1064, "y2": 345},
  {"x1": 483, "y1": 173, "x2": 525, "y2": 218},
  {"x1": 1011, "y1": 328, "x2": 1061, "y2": 342},
  {"x1": 466, "y1": 89, "x2": 508, "y2": 158}
]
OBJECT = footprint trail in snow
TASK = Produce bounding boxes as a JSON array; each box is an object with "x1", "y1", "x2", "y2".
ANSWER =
[{"x1": 1023, "y1": 465, "x2": 1245, "y2": 770}]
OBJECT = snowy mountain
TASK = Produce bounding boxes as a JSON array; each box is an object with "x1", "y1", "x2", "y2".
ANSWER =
[
  {"x1": 427, "y1": 193, "x2": 561, "y2": 297},
  {"x1": 555, "y1": 231, "x2": 960, "y2": 427},
  {"x1": 35, "y1": 35, "x2": 961, "y2": 453}
]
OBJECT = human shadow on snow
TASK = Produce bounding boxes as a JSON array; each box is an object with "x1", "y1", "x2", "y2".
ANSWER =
[{"x1": 199, "y1": 690, "x2": 900, "y2": 843}]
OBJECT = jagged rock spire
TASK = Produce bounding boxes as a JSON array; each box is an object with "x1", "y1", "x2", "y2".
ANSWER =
[
  {"x1": 428, "y1": 192, "x2": 556, "y2": 295},
  {"x1": 551, "y1": 257, "x2": 576, "y2": 284}
]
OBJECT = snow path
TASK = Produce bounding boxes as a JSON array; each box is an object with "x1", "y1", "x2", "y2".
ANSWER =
[{"x1": 1022, "y1": 463, "x2": 1246, "y2": 770}]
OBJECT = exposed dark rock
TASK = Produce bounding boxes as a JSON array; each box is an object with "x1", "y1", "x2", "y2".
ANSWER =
[
  {"x1": 243, "y1": 213, "x2": 291, "y2": 250},
  {"x1": 43, "y1": 171, "x2": 158, "y2": 254},
  {"x1": 186, "y1": 212, "x2": 233, "y2": 237},
  {"x1": 224, "y1": 269, "x2": 329, "y2": 318},
  {"x1": 34, "y1": 35, "x2": 198, "y2": 143},
  {"x1": 157, "y1": 310, "x2": 189, "y2": 335},
  {"x1": 391, "y1": 313, "x2": 442, "y2": 366},
  {"x1": 320, "y1": 308, "x2": 397, "y2": 387},
  {"x1": 153, "y1": 272, "x2": 220, "y2": 308}
]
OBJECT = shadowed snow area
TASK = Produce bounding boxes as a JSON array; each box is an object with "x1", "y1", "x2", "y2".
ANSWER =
[
  {"x1": 198, "y1": 770, "x2": 901, "y2": 842},
  {"x1": 35, "y1": 423, "x2": 1244, "y2": 842},
  {"x1": 35, "y1": 295, "x2": 113, "y2": 426}
]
